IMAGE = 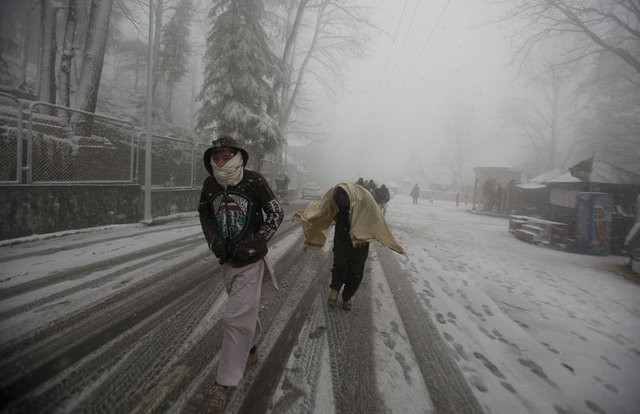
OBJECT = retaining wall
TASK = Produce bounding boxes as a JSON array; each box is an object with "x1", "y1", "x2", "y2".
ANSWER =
[{"x1": 0, "y1": 185, "x2": 200, "y2": 240}]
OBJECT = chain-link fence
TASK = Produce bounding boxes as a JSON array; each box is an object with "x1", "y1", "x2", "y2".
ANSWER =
[
  {"x1": 0, "y1": 92, "x2": 24, "y2": 183},
  {"x1": 0, "y1": 99, "x2": 236, "y2": 190},
  {"x1": 26, "y1": 102, "x2": 136, "y2": 183},
  {"x1": 137, "y1": 133, "x2": 204, "y2": 188}
]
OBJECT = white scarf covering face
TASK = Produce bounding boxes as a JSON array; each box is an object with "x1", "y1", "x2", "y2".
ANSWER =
[{"x1": 211, "y1": 152, "x2": 244, "y2": 187}]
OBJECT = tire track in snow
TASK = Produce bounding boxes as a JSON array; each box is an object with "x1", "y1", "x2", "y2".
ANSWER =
[
  {"x1": 267, "y1": 291, "x2": 331, "y2": 413},
  {"x1": 0, "y1": 253, "x2": 221, "y2": 407},
  {"x1": 160, "y1": 232, "x2": 319, "y2": 413},
  {"x1": 0, "y1": 242, "x2": 204, "y2": 320},
  {"x1": 376, "y1": 244, "x2": 484, "y2": 414},
  {"x1": 0, "y1": 223, "x2": 301, "y2": 410},
  {"x1": 323, "y1": 258, "x2": 384, "y2": 414},
  {"x1": 236, "y1": 248, "x2": 331, "y2": 413},
  {"x1": 10, "y1": 276, "x2": 221, "y2": 413},
  {"x1": 0, "y1": 234, "x2": 203, "y2": 300},
  {"x1": 0, "y1": 219, "x2": 201, "y2": 263},
  {"x1": 369, "y1": 250, "x2": 434, "y2": 413}
]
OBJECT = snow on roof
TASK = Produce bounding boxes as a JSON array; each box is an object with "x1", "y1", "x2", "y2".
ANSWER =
[
  {"x1": 529, "y1": 169, "x2": 567, "y2": 183},
  {"x1": 546, "y1": 172, "x2": 582, "y2": 183},
  {"x1": 473, "y1": 163, "x2": 519, "y2": 172},
  {"x1": 515, "y1": 183, "x2": 546, "y2": 190}
]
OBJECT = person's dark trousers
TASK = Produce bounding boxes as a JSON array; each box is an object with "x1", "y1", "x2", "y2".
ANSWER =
[{"x1": 330, "y1": 237, "x2": 370, "y2": 301}]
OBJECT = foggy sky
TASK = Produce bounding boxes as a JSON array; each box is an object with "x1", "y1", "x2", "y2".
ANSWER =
[{"x1": 306, "y1": 0, "x2": 520, "y2": 187}]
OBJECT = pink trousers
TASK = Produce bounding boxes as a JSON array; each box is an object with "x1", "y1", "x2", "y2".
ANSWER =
[{"x1": 216, "y1": 258, "x2": 276, "y2": 386}]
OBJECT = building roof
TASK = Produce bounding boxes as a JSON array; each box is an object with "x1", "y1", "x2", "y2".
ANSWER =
[
  {"x1": 546, "y1": 172, "x2": 582, "y2": 184},
  {"x1": 525, "y1": 160, "x2": 640, "y2": 187},
  {"x1": 589, "y1": 160, "x2": 640, "y2": 185}
]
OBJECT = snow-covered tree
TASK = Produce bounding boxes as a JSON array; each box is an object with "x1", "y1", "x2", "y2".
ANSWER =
[
  {"x1": 159, "y1": 0, "x2": 193, "y2": 115},
  {"x1": 197, "y1": 0, "x2": 280, "y2": 162}
]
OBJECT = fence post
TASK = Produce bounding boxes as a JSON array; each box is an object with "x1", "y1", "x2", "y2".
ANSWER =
[
  {"x1": 191, "y1": 140, "x2": 196, "y2": 188},
  {"x1": 26, "y1": 106, "x2": 34, "y2": 184}
]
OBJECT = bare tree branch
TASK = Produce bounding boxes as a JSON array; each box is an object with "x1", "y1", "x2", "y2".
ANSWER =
[{"x1": 493, "y1": 0, "x2": 640, "y2": 75}]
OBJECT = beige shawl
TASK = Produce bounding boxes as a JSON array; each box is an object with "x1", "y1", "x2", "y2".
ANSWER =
[{"x1": 293, "y1": 182, "x2": 405, "y2": 254}]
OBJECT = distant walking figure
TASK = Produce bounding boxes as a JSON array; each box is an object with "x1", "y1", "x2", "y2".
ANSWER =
[
  {"x1": 410, "y1": 183, "x2": 420, "y2": 205},
  {"x1": 374, "y1": 183, "x2": 391, "y2": 215}
]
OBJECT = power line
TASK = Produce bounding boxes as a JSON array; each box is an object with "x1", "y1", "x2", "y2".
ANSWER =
[
  {"x1": 362, "y1": 0, "x2": 412, "y2": 158},
  {"x1": 378, "y1": 0, "x2": 411, "y2": 86},
  {"x1": 387, "y1": 0, "x2": 422, "y2": 81},
  {"x1": 402, "y1": 0, "x2": 454, "y2": 89}
]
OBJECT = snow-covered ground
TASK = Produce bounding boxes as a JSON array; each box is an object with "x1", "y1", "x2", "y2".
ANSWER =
[
  {"x1": 1, "y1": 195, "x2": 638, "y2": 413},
  {"x1": 381, "y1": 195, "x2": 640, "y2": 414}
]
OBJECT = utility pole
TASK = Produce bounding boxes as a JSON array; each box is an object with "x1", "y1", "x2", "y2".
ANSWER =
[{"x1": 143, "y1": 0, "x2": 154, "y2": 224}]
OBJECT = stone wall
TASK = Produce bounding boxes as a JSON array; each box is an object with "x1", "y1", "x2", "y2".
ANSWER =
[
  {"x1": 0, "y1": 185, "x2": 200, "y2": 240},
  {"x1": 150, "y1": 187, "x2": 201, "y2": 217}
]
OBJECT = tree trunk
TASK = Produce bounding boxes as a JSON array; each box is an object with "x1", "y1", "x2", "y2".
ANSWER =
[
  {"x1": 38, "y1": 0, "x2": 58, "y2": 106},
  {"x1": 271, "y1": 0, "x2": 311, "y2": 163},
  {"x1": 58, "y1": 0, "x2": 78, "y2": 123},
  {"x1": 19, "y1": 0, "x2": 38, "y2": 89},
  {"x1": 281, "y1": 1, "x2": 326, "y2": 132},
  {"x1": 73, "y1": 0, "x2": 113, "y2": 116},
  {"x1": 268, "y1": 0, "x2": 309, "y2": 117},
  {"x1": 72, "y1": 0, "x2": 90, "y2": 89},
  {"x1": 164, "y1": 84, "x2": 173, "y2": 117}
]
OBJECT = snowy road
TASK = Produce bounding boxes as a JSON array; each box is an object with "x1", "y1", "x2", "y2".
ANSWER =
[{"x1": 1, "y1": 196, "x2": 638, "y2": 413}]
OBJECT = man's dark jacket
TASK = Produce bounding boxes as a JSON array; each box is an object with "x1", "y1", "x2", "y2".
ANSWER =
[{"x1": 199, "y1": 144, "x2": 283, "y2": 267}]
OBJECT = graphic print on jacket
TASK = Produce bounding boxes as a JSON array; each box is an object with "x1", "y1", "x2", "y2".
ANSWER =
[{"x1": 213, "y1": 192, "x2": 252, "y2": 241}]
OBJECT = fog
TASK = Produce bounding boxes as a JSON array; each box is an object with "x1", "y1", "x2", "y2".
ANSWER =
[
  {"x1": 301, "y1": 0, "x2": 518, "y2": 188},
  {"x1": 1, "y1": 0, "x2": 636, "y2": 191}
]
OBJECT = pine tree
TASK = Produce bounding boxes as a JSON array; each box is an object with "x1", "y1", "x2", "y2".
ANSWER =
[
  {"x1": 159, "y1": 0, "x2": 193, "y2": 115},
  {"x1": 197, "y1": 0, "x2": 280, "y2": 160}
]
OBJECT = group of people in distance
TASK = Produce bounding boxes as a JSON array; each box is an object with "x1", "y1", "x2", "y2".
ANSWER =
[
  {"x1": 198, "y1": 136, "x2": 403, "y2": 413},
  {"x1": 356, "y1": 177, "x2": 391, "y2": 215}
]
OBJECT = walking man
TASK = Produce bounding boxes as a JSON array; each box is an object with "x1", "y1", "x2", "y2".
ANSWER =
[
  {"x1": 199, "y1": 136, "x2": 284, "y2": 413},
  {"x1": 410, "y1": 183, "x2": 420, "y2": 204},
  {"x1": 374, "y1": 183, "x2": 391, "y2": 215},
  {"x1": 294, "y1": 182, "x2": 404, "y2": 310}
]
